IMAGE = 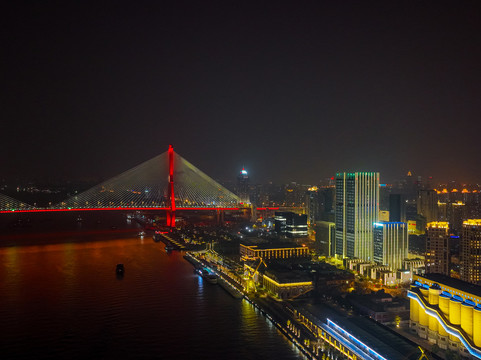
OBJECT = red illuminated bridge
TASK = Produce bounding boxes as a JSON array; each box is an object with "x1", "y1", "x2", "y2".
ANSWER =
[{"x1": 0, "y1": 145, "x2": 247, "y2": 226}]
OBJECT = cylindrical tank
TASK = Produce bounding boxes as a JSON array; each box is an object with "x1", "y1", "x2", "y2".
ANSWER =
[
  {"x1": 428, "y1": 284, "x2": 442, "y2": 305},
  {"x1": 449, "y1": 297, "x2": 462, "y2": 342},
  {"x1": 438, "y1": 293, "x2": 451, "y2": 336},
  {"x1": 461, "y1": 301, "x2": 474, "y2": 339},
  {"x1": 429, "y1": 314, "x2": 438, "y2": 332},
  {"x1": 410, "y1": 297, "x2": 419, "y2": 323},
  {"x1": 419, "y1": 303, "x2": 429, "y2": 327},
  {"x1": 420, "y1": 286, "x2": 429, "y2": 301},
  {"x1": 473, "y1": 305, "x2": 481, "y2": 348},
  {"x1": 439, "y1": 293, "x2": 451, "y2": 315}
]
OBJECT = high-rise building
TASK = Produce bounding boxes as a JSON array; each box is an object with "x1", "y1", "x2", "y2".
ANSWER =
[
  {"x1": 235, "y1": 168, "x2": 250, "y2": 204},
  {"x1": 418, "y1": 189, "x2": 438, "y2": 223},
  {"x1": 319, "y1": 187, "x2": 335, "y2": 222},
  {"x1": 314, "y1": 221, "x2": 335, "y2": 257},
  {"x1": 425, "y1": 222, "x2": 450, "y2": 276},
  {"x1": 335, "y1": 172, "x2": 379, "y2": 260},
  {"x1": 461, "y1": 220, "x2": 481, "y2": 285},
  {"x1": 389, "y1": 193, "x2": 404, "y2": 222},
  {"x1": 305, "y1": 188, "x2": 320, "y2": 225},
  {"x1": 449, "y1": 201, "x2": 466, "y2": 235},
  {"x1": 373, "y1": 221, "x2": 408, "y2": 271}
]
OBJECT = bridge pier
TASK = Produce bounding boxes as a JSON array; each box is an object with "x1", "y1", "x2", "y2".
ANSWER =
[{"x1": 216, "y1": 209, "x2": 224, "y2": 225}]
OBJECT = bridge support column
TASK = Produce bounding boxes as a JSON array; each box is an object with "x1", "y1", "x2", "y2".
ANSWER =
[
  {"x1": 167, "y1": 144, "x2": 176, "y2": 228},
  {"x1": 216, "y1": 209, "x2": 224, "y2": 225}
]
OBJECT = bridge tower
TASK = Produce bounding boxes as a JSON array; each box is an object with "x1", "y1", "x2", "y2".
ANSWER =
[{"x1": 166, "y1": 144, "x2": 176, "y2": 227}]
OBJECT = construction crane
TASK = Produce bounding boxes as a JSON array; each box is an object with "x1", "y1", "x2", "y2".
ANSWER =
[
  {"x1": 250, "y1": 257, "x2": 267, "y2": 280},
  {"x1": 244, "y1": 257, "x2": 267, "y2": 293}
]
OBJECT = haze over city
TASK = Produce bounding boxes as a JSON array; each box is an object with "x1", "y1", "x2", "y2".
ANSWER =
[
  {"x1": 4, "y1": 2, "x2": 481, "y2": 360},
  {"x1": 2, "y1": 1, "x2": 481, "y2": 184}
]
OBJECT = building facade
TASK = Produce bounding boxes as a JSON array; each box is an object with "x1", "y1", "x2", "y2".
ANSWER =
[
  {"x1": 461, "y1": 220, "x2": 481, "y2": 285},
  {"x1": 408, "y1": 274, "x2": 481, "y2": 359},
  {"x1": 240, "y1": 243, "x2": 310, "y2": 261},
  {"x1": 425, "y1": 222, "x2": 450, "y2": 276},
  {"x1": 314, "y1": 221, "x2": 335, "y2": 257},
  {"x1": 274, "y1": 211, "x2": 308, "y2": 237},
  {"x1": 373, "y1": 221, "x2": 408, "y2": 272},
  {"x1": 335, "y1": 172, "x2": 379, "y2": 260},
  {"x1": 418, "y1": 189, "x2": 439, "y2": 223}
]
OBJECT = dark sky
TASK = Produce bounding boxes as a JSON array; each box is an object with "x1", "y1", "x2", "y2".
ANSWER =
[{"x1": 2, "y1": 1, "x2": 481, "y2": 185}]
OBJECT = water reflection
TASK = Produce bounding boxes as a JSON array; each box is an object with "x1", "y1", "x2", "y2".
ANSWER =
[{"x1": 0, "y1": 214, "x2": 304, "y2": 359}]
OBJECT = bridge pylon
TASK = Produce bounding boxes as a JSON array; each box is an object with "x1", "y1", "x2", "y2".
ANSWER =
[{"x1": 166, "y1": 144, "x2": 176, "y2": 228}]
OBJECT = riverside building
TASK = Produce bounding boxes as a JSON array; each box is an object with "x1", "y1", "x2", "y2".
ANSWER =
[
  {"x1": 240, "y1": 242, "x2": 310, "y2": 261},
  {"x1": 408, "y1": 274, "x2": 481, "y2": 359}
]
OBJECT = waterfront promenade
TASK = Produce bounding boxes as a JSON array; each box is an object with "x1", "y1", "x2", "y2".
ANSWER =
[{"x1": 185, "y1": 248, "x2": 426, "y2": 360}]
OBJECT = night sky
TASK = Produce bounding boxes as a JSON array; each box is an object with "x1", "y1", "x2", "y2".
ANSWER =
[{"x1": 2, "y1": 1, "x2": 481, "y2": 185}]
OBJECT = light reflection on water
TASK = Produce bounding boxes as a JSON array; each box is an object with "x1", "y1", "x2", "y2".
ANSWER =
[{"x1": 0, "y1": 213, "x2": 305, "y2": 359}]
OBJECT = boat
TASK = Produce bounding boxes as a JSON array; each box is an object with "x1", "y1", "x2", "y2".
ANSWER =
[
  {"x1": 77, "y1": 216, "x2": 83, "y2": 222},
  {"x1": 138, "y1": 231, "x2": 146, "y2": 237},
  {"x1": 218, "y1": 278, "x2": 243, "y2": 299},
  {"x1": 165, "y1": 245, "x2": 175, "y2": 251},
  {"x1": 116, "y1": 264, "x2": 125, "y2": 275},
  {"x1": 199, "y1": 269, "x2": 218, "y2": 284}
]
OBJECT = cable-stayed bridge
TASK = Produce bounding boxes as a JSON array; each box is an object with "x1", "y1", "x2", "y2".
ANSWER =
[
  {"x1": 0, "y1": 145, "x2": 246, "y2": 226},
  {"x1": 0, "y1": 193, "x2": 36, "y2": 212}
]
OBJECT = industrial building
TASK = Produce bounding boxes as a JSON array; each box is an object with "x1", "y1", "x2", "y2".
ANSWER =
[{"x1": 408, "y1": 273, "x2": 481, "y2": 359}]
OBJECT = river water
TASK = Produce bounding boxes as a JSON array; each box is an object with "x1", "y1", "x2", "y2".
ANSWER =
[{"x1": 0, "y1": 213, "x2": 304, "y2": 359}]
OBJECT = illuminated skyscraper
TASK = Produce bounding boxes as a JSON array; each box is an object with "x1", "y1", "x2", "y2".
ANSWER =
[
  {"x1": 335, "y1": 172, "x2": 379, "y2": 260},
  {"x1": 235, "y1": 168, "x2": 250, "y2": 204},
  {"x1": 373, "y1": 221, "x2": 408, "y2": 271},
  {"x1": 425, "y1": 222, "x2": 450, "y2": 276},
  {"x1": 418, "y1": 189, "x2": 438, "y2": 223},
  {"x1": 461, "y1": 220, "x2": 481, "y2": 285}
]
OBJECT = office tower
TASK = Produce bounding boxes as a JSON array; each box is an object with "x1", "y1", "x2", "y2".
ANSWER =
[
  {"x1": 320, "y1": 187, "x2": 335, "y2": 222},
  {"x1": 449, "y1": 201, "x2": 466, "y2": 235},
  {"x1": 437, "y1": 201, "x2": 448, "y2": 221},
  {"x1": 373, "y1": 221, "x2": 408, "y2": 271},
  {"x1": 314, "y1": 221, "x2": 336, "y2": 257},
  {"x1": 305, "y1": 188, "x2": 320, "y2": 225},
  {"x1": 425, "y1": 222, "x2": 450, "y2": 276},
  {"x1": 335, "y1": 172, "x2": 379, "y2": 260},
  {"x1": 418, "y1": 189, "x2": 438, "y2": 223},
  {"x1": 389, "y1": 194, "x2": 404, "y2": 222},
  {"x1": 274, "y1": 211, "x2": 308, "y2": 237},
  {"x1": 235, "y1": 168, "x2": 250, "y2": 204},
  {"x1": 461, "y1": 220, "x2": 481, "y2": 285}
]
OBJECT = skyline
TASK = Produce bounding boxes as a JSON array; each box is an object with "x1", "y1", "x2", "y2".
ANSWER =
[{"x1": 2, "y1": 2, "x2": 481, "y2": 184}]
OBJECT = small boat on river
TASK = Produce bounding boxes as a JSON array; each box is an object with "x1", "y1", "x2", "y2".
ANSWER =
[
  {"x1": 198, "y1": 268, "x2": 218, "y2": 284},
  {"x1": 116, "y1": 264, "x2": 125, "y2": 275}
]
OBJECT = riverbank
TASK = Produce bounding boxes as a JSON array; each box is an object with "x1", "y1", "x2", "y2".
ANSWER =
[{"x1": 184, "y1": 251, "x2": 319, "y2": 359}]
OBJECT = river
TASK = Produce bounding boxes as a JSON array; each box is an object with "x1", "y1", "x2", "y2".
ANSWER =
[{"x1": 0, "y1": 212, "x2": 305, "y2": 359}]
